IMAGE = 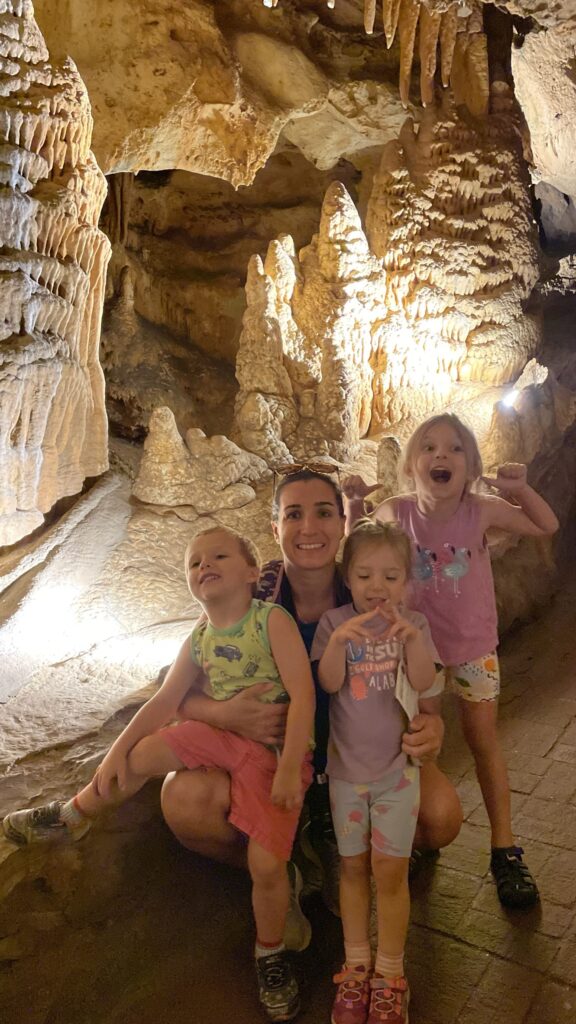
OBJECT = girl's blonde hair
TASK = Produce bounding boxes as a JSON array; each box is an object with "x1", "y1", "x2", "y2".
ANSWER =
[
  {"x1": 342, "y1": 518, "x2": 412, "y2": 580},
  {"x1": 398, "y1": 413, "x2": 483, "y2": 492}
]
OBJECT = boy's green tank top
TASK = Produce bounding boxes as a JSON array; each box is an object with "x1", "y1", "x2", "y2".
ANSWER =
[{"x1": 190, "y1": 599, "x2": 291, "y2": 703}]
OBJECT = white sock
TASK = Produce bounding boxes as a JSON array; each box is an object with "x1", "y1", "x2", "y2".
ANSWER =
[
  {"x1": 375, "y1": 950, "x2": 404, "y2": 981},
  {"x1": 60, "y1": 798, "x2": 88, "y2": 829},
  {"x1": 255, "y1": 940, "x2": 285, "y2": 960},
  {"x1": 344, "y1": 941, "x2": 372, "y2": 969}
]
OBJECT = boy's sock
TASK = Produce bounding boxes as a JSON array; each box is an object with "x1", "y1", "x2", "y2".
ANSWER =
[
  {"x1": 60, "y1": 797, "x2": 89, "y2": 831},
  {"x1": 255, "y1": 938, "x2": 285, "y2": 960},
  {"x1": 374, "y1": 950, "x2": 404, "y2": 981},
  {"x1": 344, "y1": 941, "x2": 372, "y2": 969}
]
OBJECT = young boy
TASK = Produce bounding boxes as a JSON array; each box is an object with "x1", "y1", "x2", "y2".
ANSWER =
[{"x1": 3, "y1": 527, "x2": 316, "y2": 1023}]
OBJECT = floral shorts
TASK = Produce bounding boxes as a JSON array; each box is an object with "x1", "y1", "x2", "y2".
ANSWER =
[
  {"x1": 329, "y1": 765, "x2": 420, "y2": 859},
  {"x1": 446, "y1": 651, "x2": 500, "y2": 703}
]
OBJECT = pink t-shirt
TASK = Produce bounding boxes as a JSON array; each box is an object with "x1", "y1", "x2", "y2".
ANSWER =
[
  {"x1": 311, "y1": 604, "x2": 439, "y2": 784},
  {"x1": 393, "y1": 495, "x2": 498, "y2": 666}
]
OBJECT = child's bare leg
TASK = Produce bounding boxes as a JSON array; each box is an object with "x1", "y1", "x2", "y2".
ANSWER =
[
  {"x1": 457, "y1": 698, "x2": 514, "y2": 847},
  {"x1": 339, "y1": 851, "x2": 372, "y2": 945},
  {"x1": 76, "y1": 735, "x2": 185, "y2": 818},
  {"x1": 248, "y1": 840, "x2": 290, "y2": 945},
  {"x1": 372, "y1": 851, "x2": 410, "y2": 977}
]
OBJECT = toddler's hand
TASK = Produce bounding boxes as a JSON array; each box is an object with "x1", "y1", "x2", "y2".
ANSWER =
[
  {"x1": 332, "y1": 609, "x2": 388, "y2": 647},
  {"x1": 94, "y1": 748, "x2": 129, "y2": 800},
  {"x1": 271, "y1": 764, "x2": 303, "y2": 812},
  {"x1": 379, "y1": 603, "x2": 419, "y2": 645},
  {"x1": 482, "y1": 463, "x2": 528, "y2": 496}
]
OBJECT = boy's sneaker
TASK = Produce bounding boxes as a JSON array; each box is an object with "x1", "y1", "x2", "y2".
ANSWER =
[
  {"x1": 283, "y1": 861, "x2": 312, "y2": 952},
  {"x1": 367, "y1": 976, "x2": 409, "y2": 1024},
  {"x1": 331, "y1": 964, "x2": 371, "y2": 1024},
  {"x1": 256, "y1": 951, "x2": 300, "y2": 1022},
  {"x1": 490, "y1": 846, "x2": 540, "y2": 909},
  {"x1": 2, "y1": 801, "x2": 91, "y2": 845}
]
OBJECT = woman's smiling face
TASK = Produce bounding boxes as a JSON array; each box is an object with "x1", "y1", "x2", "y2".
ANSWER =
[{"x1": 272, "y1": 478, "x2": 345, "y2": 571}]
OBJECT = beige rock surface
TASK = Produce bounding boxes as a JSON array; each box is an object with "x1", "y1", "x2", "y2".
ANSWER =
[
  {"x1": 132, "y1": 407, "x2": 269, "y2": 512},
  {"x1": 0, "y1": 0, "x2": 110, "y2": 546},
  {"x1": 512, "y1": 24, "x2": 576, "y2": 199}
]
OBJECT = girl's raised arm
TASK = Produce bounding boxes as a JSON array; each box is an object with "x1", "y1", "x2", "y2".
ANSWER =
[{"x1": 480, "y1": 464, "x2": 559, "y2": 537}]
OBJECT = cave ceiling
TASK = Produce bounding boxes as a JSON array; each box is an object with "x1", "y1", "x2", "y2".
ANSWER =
[{"x1": 31, "y1": 1, "x2": 576, "y2": 201}]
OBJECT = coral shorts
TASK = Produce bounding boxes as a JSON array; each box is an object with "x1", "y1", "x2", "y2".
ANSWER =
[{"x1": 161, "y1": 721, "x2": 312, "y2": 861}]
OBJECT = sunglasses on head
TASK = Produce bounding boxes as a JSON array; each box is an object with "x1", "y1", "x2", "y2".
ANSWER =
[
  {"x1": 272, "y1": 461, "x2": 341, "y2": 491},
  {"x1": 275, "y1": 461, "x2": 340, "y2": 477}
]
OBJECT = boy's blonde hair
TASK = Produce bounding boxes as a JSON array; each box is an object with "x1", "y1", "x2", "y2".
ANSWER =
[
  {"x1": 398, "y1": 413, "x2": 483, "y2": 491},
  {"x1": 342, "y1": 518, "x2": 412, "y2": 580},
  {"x1": 184, "y1": 526, "x2": 261, "y2": 572}
]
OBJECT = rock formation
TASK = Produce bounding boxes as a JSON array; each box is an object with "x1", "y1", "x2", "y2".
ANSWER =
[
  {"x1": 0, "y1": 0, "x2": 111, "y2": 545},
  {"x1": 233, "y1": 89, "x2": 541, "y2": 463},
  {"x1": 132, "y1": 406, "x2": 269, "y2": 513}
]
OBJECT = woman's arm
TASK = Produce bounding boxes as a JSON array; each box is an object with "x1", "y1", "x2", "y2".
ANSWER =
[
  {"x1": 267, "y1": 609, "x2": 316, "y2": 809},
  {"x1": 178, "y1": 685, "x2": 287, "y2": 747},
  {"x1": 480, "y1": 465, "x2": 559, "y2": 536}
]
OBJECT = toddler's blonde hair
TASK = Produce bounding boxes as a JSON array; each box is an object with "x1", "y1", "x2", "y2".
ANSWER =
[
  {"x1": 398, "y1": 413, "x2": 482, "y2": 492},
  {"x1": 342, "y1": 518, "x2": 412, "y2": 581},
  {"x1": 184, "y1": 526, "x2": 261, "y2": 573}
]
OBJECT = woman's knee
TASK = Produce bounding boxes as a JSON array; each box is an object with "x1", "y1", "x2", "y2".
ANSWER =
[
  {"x1": 417, "y1": 763, "x2": 463, "y2": 849},
  {"x1": 161, "y1": 768, "x2": 231, "y2": 832}
]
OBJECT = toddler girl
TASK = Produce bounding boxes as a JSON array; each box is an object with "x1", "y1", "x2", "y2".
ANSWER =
[
  {"x1": 312, "y1": 519, "x2": 440, "y2": 1024},
  {"x1": 345, "y1": 413, "x2": 558, "y2": 909}
]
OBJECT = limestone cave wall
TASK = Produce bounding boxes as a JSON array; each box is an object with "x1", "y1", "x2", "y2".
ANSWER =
[{"x1": 0, "y1": 0, "x2": 110, "y2": 546}]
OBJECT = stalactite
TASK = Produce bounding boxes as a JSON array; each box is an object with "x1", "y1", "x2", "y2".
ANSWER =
[
  {"x1": 398, "y1": 0, "x2": 421, "y2": 108},
  {"x1": 383, "y1": 0, "x2": 403, "y2": 48},
  {"x1": 419, "y1": 7, "x2": 442, "y2": 107},
  {"x1": 364, "y1": 0, "x2": 377, "y2": 35}
]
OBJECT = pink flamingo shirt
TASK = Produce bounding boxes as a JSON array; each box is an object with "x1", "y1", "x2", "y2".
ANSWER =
[{"x1": 394, "y1": 495, "x2": 498, "y2": 666}]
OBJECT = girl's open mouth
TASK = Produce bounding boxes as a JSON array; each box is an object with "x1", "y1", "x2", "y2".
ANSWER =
[{"x1": 430, "y1": 467, "x2": 452, "y2": 483}]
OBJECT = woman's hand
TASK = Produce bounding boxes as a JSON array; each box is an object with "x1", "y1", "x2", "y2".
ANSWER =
[
  {"x1": 482, "y1": 463, "x2": 528, "y2": 497},
  {"x1": 401, "y1": 712, "x2": 444, "y2": 762},
  {"x1": 271, "y1": 762, "x2": 303, "y2": 811},
  {"x1": 221, "y1": 684, "x2": 287, "y2": 747}
]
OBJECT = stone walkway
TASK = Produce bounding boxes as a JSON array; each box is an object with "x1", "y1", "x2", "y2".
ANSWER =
[{"x1": 1, "y1": 576, "x2": 576, "y2": 1023}]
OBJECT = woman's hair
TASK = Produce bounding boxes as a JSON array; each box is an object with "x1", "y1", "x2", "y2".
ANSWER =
[
  {"x1": 342, "y1": 518, "x2": 412, "y2": 580},
  {"x1": 398, "y1": 413, "x2": 483, "y2": 491},
  {"x1": 184, "y1": 526, "x2": 261, "y2": 571},
  {"x1": 271, "y1": 468, "x2": 344, "y2": 521}
]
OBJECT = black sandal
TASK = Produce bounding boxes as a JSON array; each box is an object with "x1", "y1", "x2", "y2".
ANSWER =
[{"x1": 490, "y1": 846, "x2": 540, "y2": 909}]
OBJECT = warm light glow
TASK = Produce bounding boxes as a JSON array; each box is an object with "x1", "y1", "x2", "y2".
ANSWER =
[{"x1": 502, "y1": 389, "x2": 519, "y2": 408}]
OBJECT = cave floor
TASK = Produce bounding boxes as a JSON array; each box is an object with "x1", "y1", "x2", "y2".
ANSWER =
[{"x1": 1, "y1": 568, "x2": 576, "y2": 1023}]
